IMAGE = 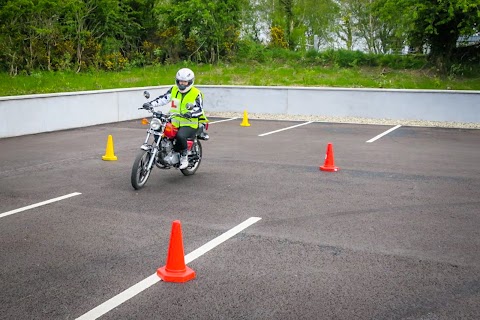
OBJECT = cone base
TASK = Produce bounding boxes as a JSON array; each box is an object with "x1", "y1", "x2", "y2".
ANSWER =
[
  {"x1": 240, "y1": 123, "x2": 251, "y2": 127},
  {"x1": 102, "y1": 155, "x2": 118, "y2": 161},
  {"x1": 157, "y1": 266, "x2": 196, "y2": 283},
  {"x1": 320, "y1": 165, "x2": 339, "y2": 172}
]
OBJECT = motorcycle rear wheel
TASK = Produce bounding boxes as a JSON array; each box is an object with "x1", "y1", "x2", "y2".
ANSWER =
[
  {"x1": 181, "y1": 140, "x2": 202, "y2": 176},
  {"x1": 131, "y1": 150, "x2": 153, "y2": 190}
]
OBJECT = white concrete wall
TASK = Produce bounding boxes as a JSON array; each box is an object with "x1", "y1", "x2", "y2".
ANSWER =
[
  {"x1": 199, "y1": 86, "x2": 480, "y2": 122},
  {"x1": 1, "y1": 85, "x2": 479, "y2": 138}
]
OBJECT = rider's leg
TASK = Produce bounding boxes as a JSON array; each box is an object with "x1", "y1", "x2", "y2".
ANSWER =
[
  {"x1": 198, "y1": 123, "x2": 209, "y2": 140},
  {"x1": 175, "y1": 126, "x2": 197, "y2": 169}
]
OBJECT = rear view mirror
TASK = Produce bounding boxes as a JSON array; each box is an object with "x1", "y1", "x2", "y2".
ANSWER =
[
  {"x1": 186, "y1": 103, "x2": 194, "y2": 110},
  {"x1": 143, "y1": 91, "x2": 150, "y2": 99}
]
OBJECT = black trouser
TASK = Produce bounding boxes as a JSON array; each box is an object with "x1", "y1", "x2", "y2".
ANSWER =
[{"x1": 174, "y1": 126, "x2": 197, "y2": 155}]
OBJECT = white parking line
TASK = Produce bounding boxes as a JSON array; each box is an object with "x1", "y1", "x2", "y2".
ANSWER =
[
  {"x1": 258, "y1": 121, "x2": 314, "y2": 137},
  {"x1": 0, "y1": 192, "x2": 82, "y2": 219},
  {"x1": 76, "y1": 216, "x2": 262, "y2": 320},
  {"x1": 366, "y1": 125, "x2": 402, "y2": 143},
  {"x1": 209, "y1": 118, "x2": 238, "y2": 124}
]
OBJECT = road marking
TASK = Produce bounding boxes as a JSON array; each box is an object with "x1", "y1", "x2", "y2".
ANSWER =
[
  {"x1": 76, "y1": 217, "x2": 262, "y2": 320},
  {"x1": 0, "y1": 192, "x2": 82, "y2": 219},
  {"x1": 209, "y1": 118, "x2": 238, "y2": 124},
  {"x1": 258, "y1": 121, "x2": 313, "y2": 137},
  {"x1": 366, "y1": 125, "x2": 402, "y2": 143}
]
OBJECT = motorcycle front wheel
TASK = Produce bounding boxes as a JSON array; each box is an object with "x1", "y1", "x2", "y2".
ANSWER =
[
  {"x1": 131, "y1": 150, "x2": 153, "y2": 190},
  {"x1": 181, "y1": 140, "x2": 202, "y2": 176}
]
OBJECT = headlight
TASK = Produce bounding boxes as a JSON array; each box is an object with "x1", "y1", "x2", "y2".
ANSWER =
[{"x1": 150, "y1": 118, "x2": 161, "y2": 130}]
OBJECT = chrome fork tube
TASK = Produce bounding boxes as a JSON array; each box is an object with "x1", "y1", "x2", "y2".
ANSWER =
[
  {"x1": 146, "y1": 132, "x2": 161, "y2": 169},
  {"x1": 143, "y1": 130, "x2": 152, "y2": 144},
  {"x1": 147, "y1": 147, "x2": 157, "y2": 169}
]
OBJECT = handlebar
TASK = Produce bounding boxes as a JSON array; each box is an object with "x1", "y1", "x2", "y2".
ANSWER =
[{"x1": 138, "y1": 106, "x2": 189, "y2": 119}]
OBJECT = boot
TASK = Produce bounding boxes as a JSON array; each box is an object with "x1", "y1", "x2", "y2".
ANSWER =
[
  {"x1": 197, "y1": 124, "x2": 209, "y2": 140},
  {"x1": 198, "y1": 131, "x2": 209, "y2": 140},
  {"x1": 179, "y1": 150, "x2": 188, "y2": 169}
]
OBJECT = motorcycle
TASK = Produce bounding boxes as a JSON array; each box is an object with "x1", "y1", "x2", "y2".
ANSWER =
[{"x1": 131, "y1": 91, "x2": 207, "y2": 190}]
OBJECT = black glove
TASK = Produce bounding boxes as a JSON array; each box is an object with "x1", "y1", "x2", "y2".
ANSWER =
[
  {"x1": 142, "y1": 102, "x2": 151, "y2": 109},
  {"x1": 183, "y1": 112, "x2": 192, "y2": 118}
]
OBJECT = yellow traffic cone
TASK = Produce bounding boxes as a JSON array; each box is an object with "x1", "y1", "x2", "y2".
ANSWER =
[
  {"x1": 102, "y1": 135, "x2": 118, "y2": 161},
  {"x1": 240, "y1": 110, "x2": 251, "y2": 127}
]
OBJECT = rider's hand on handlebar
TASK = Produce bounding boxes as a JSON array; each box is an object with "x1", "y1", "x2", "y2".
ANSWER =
[
  {"x1": 142, "y1": 102, "x2": 152, "y2": 109},
  {"x1": 182, "y1": 112, "x2": 192, "y2": 119}
]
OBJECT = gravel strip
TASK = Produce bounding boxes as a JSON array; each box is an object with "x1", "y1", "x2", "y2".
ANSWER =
[{"x1": 207, "y1": 112, "x2": 480, "y2": 130}]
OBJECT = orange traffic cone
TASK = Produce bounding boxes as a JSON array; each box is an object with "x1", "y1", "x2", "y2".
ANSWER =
[
  {"x1": 240, "y1": 110, "x2": 251, "y2": 127},
  {"x1": 102, "y1": 135, "x2": 117, "y2": 161},
  {"x1": 157, "y1": 220, "x2": 196, "y2": 283},
  {"x1": 320, "y1": 143, "x2": 339, "y2": 172}
]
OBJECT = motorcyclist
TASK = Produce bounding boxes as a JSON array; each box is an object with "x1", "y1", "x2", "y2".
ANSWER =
[{"x1": 143, "y1": 68, "x2": 205, "y2": 169}]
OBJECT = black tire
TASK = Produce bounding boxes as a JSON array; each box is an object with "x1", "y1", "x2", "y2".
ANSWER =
[
  {"x1": 181, "y1": 140, "x2": 202, "y2": 176},
  {"x1": 131, "y1": 150, "x2": 153, "y2": 190}
]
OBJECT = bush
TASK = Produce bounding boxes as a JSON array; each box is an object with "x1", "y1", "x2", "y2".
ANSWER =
[
  {"x1": 102, "y1": 53, "x2": 129, "y2": 71},
  {"x1": 376, "y1": 54, "x2": 426, "y2": 69},
  {"x1": 127, "y1": 52, "x2": 148, "y2": 68},
  {"x1": 301, "y1": 49, "x2": 426, "y2": 69},
  {"x1": 235, "y1": 40, "x2": 269, "y2": 63}
]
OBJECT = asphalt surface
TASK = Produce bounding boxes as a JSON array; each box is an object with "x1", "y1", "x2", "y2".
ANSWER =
[{"x1": 1, "y1": 118, "x2": 479, "y2": 320}]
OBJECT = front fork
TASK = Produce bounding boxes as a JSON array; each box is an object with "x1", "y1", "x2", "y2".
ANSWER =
[{"x1": 141, "y1": 130, "x2": 161, "y2": 170}]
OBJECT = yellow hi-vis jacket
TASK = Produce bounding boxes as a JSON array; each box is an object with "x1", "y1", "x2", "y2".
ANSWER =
[{"x1": 169, "y1": 86, "x2": 203, "y2": 129}]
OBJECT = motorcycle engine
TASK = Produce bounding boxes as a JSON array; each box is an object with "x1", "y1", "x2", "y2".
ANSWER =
[
  {"x1": 163, "y1": 151, "x2": 179, "y2": 165},
  {"x1": 161, "y1": 139, "x2": 173, "y2": 153},
  {"x1": 159, "y1": 139, "x2": 179, "y2": 165}
]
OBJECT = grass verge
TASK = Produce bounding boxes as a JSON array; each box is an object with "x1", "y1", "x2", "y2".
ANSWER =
[{"x1": 2, "y1": 63, "x2": 480, "y2": 97}]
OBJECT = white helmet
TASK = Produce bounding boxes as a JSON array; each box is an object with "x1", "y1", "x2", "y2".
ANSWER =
[{"x1": 175, "y1": 68, "x2": 195, "y2": 93}]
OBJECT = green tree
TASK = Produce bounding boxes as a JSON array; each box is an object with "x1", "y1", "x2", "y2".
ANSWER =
[
  {"x1": 334, "y1": 0, "x2": 356, "y2": 50},
  {"x1": 120, "y1": 0, "x2": 156, "y2": 52},
  {"x1": 62, "y1": 0, "x2": 121, "y2": 71},
  {"x1": 376, "y1": 0, "x2": 480, "y2": 70},
  {"x1": 156, "y1": 0, "x2": 247, "y2": 63},
  {"x1": 240, "y1": 0, "x2": 268, "y2": 42},
  {"x1": 296, "y1": 0, "x2": 338, "y2": 50},
  {"x1": 0, "y1": 0, "x2": 156, "y2": 72},
  {"x1": 31, "y1": 0, "x2": 64, "y2": 70},
  {"x1": 0, "y1": 0, "x2": 35, "y2": 74},
  {"x1": 259, "y1": 0, "x2": 337, "y2": 50},
  {"x1": 332, "y1": 0, "x2": 405, "y2": 53}
]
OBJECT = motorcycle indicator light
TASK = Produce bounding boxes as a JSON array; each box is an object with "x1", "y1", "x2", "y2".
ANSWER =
[
  {"x1": 141, "y1": 118, "x2": 149, "y2": 125},
  {"x1": 205, "y1": 123, "x2": 209, "y2": 130}
]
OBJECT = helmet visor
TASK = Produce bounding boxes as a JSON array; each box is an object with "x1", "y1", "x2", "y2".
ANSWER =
[{"x1": 176, "y1": 79, "x2": 192, "y2": 91}]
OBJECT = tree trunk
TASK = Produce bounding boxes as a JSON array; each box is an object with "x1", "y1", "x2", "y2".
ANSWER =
[
  {"x1": 9, "y1": 53, "x2": 18, "y2": 76},
  {"x1": 47, "y1": 42, "x2": 51, "y2": 71},
  {"x1": 428, "y1": 21, "x2": 460, "y2": 73},
  {"x1": 76, "y1": 42, "x2": 83, "y2": 73}
]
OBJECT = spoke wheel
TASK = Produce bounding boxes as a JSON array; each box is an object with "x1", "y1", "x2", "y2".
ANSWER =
[{"x1": 131, "y1": 150, "x2": 153, "y2": 189}]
